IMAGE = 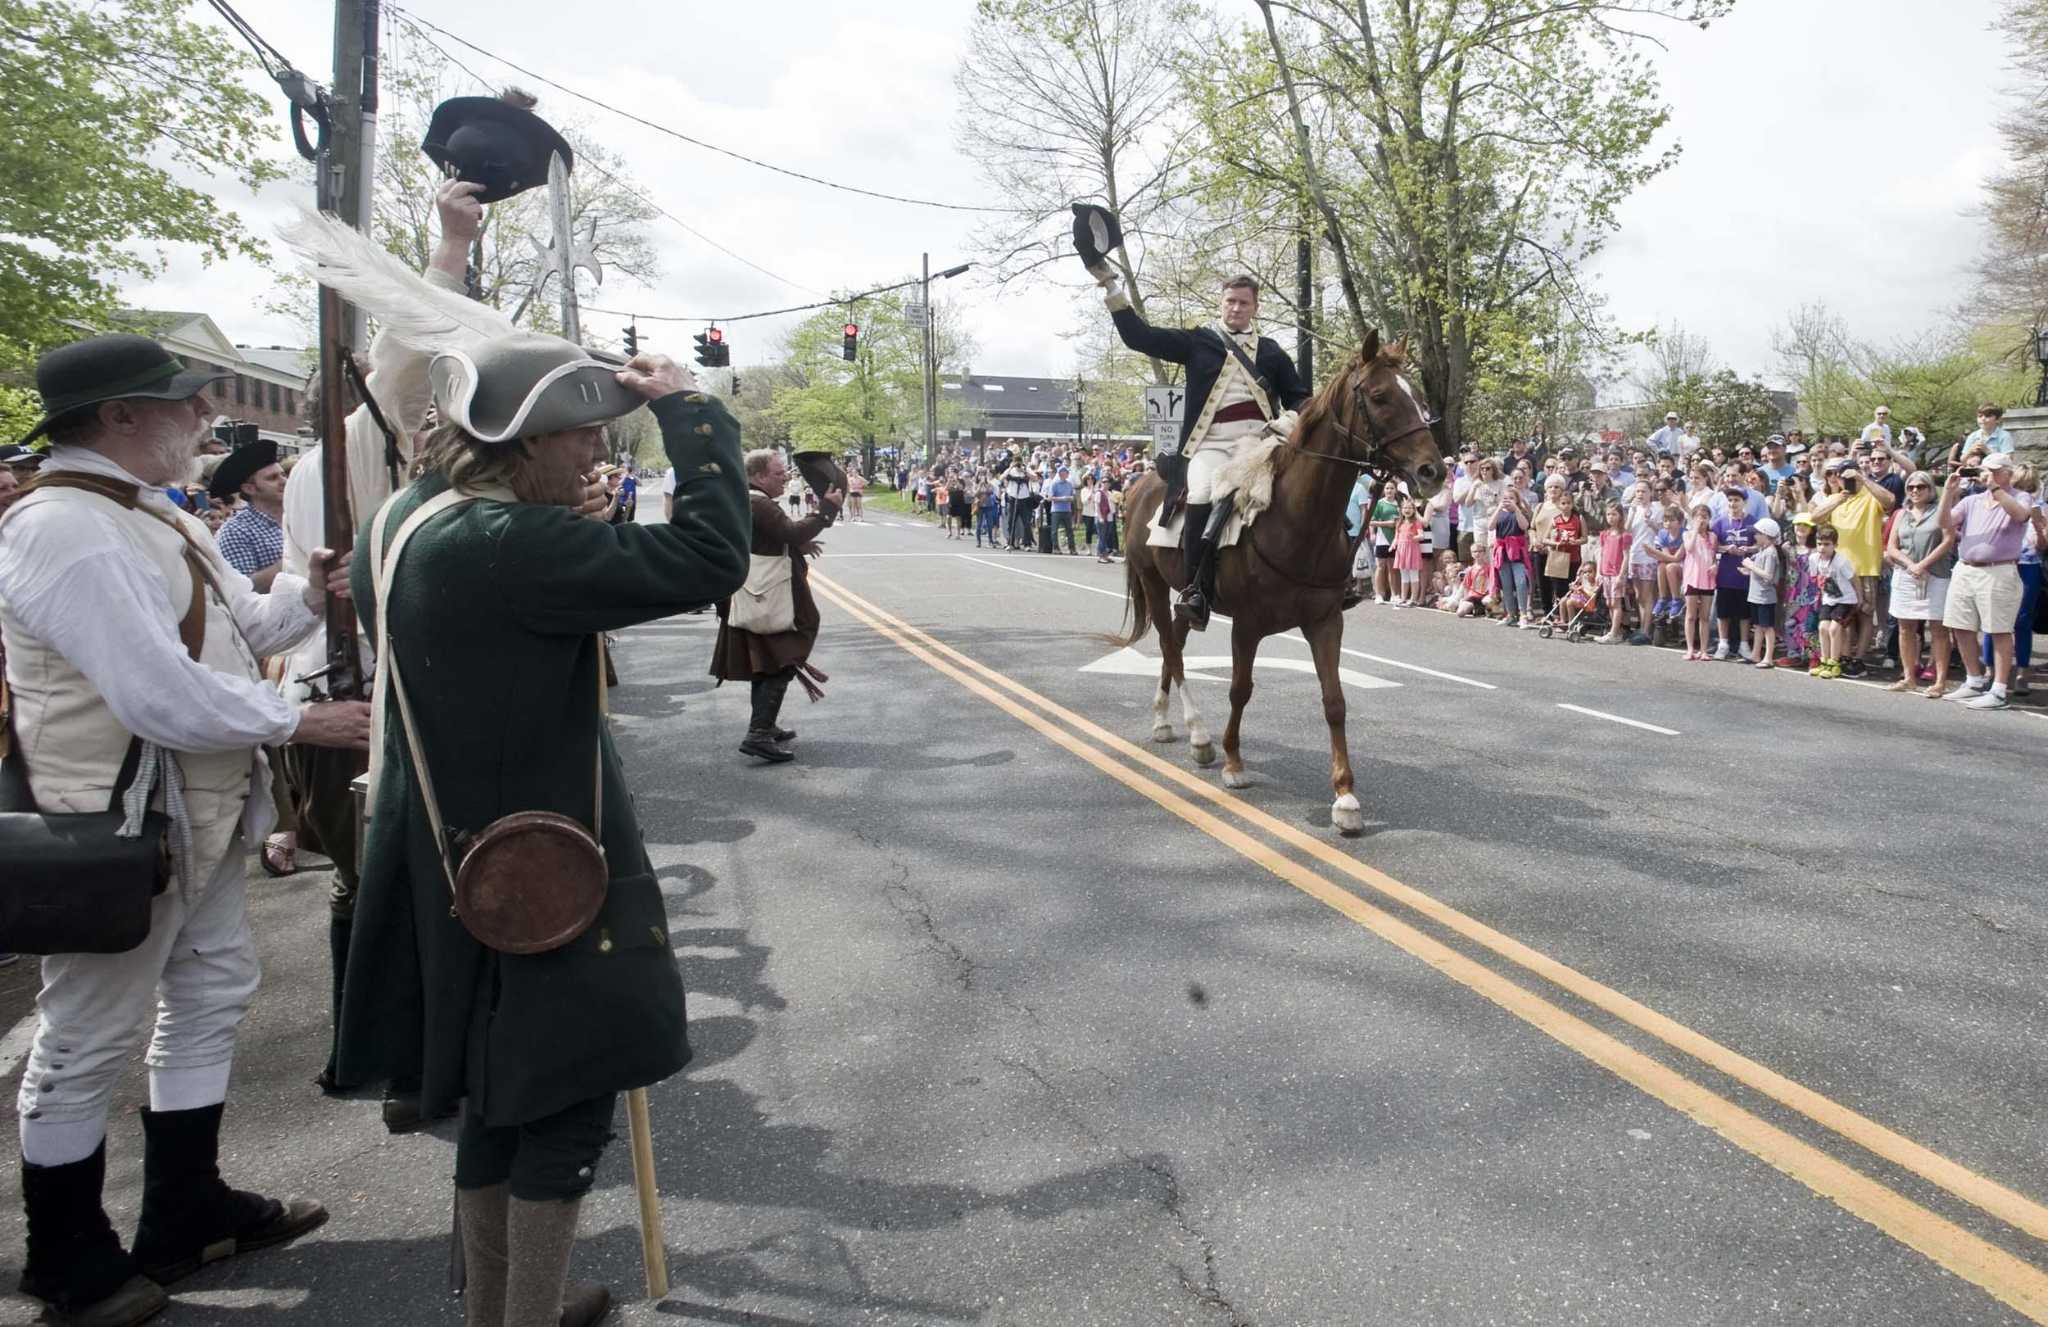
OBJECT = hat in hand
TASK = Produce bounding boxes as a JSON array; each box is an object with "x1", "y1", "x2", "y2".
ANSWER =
[
  {"x1": 429, "y1": 333, "x2": 641, "y2": 445},
  {"x1": 422, "y1": 96, "x2": 574, "y2": 205},
  {"x1": 1070, "y1": 202, "x2": 1125, "y2": 270}
]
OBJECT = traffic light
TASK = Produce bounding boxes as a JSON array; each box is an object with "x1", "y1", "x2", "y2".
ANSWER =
[
  {"x1": 694, "y1": 326, "x2": 728, "y2": 368},
  {"x1": 842, "y1": 323, "x2": 859, "y2": 362},
  {"x1": 731, "y1": 373, "x2": 742, "y2": 395},
  {"x1": 715, "y1": 329, "x2": 731, "y2": 368},
  {"x1": 622, "y1": 324, "x2": 639, "y2": 357}
]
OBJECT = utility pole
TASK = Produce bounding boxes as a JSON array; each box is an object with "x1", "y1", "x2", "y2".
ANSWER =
[
  {"x1": 920, "y1": 252, "x2": 935, "y2": 464},
  {"x1": 303, "y1": 0, "x2": 379, "y2": 700},
  {"x1": 1296, "y1": 224, "x2": 1314, "y2": 388}
]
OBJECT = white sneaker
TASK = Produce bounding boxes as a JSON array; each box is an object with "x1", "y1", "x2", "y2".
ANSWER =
[
  {"x1": 1949, "y1": 677, "x2": 1991, "y2": 702},
  {"x1": 1738, "y1": 643, "x2": 1755, "y2": 662},
  {"x1": 1713, "y1": 642, "x2": 1731, "y2": 660},
  {"x1": 1966, "y1": 689, "x2": 2010, "y2": 711}
]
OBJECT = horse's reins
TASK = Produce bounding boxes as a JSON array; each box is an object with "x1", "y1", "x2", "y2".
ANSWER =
[{"x1": 1240, "y1": 379, "x2": 1438, "y2": 593}]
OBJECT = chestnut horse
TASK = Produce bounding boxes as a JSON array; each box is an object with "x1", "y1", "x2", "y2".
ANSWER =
[{"x1": 1112, "y1": 330, "x2": 1444, "y2": 833}]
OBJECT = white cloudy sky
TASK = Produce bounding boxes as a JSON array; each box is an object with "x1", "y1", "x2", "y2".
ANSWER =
[{"x1": 126, "y1": 0, "x2": 2013, "y2": 397}]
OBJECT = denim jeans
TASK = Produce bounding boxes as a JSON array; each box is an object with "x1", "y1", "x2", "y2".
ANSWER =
[{"x1": 1498, "y1": 560, "x2": 1531, "y2": 618}]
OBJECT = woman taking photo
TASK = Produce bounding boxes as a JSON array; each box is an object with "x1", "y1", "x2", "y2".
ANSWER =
[
  {"x1": 1490, "y1": 484, "x2": 1535, "y2": 627},
  {"x1": 1884, "y1": 470, "x2": 1955, "y2": 696}
]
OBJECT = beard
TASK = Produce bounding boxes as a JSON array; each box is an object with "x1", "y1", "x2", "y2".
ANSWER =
[{"x1": 134, "y1": 414, "x2": 206, "y2": 487}]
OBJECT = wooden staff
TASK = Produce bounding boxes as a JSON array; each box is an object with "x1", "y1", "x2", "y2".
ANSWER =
[
  {"x1": 598, "y1": 635, "x2": 669, "y2": 1299},
  {"x1": 626, "y1": 1087, "x2": 668, "y2": 1298}
]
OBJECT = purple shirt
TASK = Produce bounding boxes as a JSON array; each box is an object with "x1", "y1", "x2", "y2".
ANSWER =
[
  {"x1": 1954, "y1": 491, "x2": 2027, "y2": 564},
  {"x1": 1712, "y1": 513, "x2": 1755, "y2": 590}
]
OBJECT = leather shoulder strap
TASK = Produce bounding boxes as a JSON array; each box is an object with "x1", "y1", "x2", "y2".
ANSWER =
[
  {"x1": 1208, "y1": 327, "x2": 1274, "y2": 419},
  {"x1": 15, "y1": 473, "x2": 208, "y2": 661}
]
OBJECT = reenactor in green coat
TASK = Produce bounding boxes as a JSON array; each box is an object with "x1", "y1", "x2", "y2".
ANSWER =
[{"x1": 340, "y1": 337, "x2": 748, "y2": 1326}]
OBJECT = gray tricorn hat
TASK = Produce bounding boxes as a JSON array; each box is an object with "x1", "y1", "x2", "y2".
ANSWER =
[{"x1": 429, "y1": 333, "x2": 643, "y2": 445}]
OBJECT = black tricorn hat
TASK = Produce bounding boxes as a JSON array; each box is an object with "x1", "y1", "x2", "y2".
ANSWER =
[
  {"x1": 422, "y1": 96, "x2": 573, "y2": 205},
  {"x1": 1070, "y1": 202, "x2": 1125, "y2": 269},
  {"x1": 19, "y1": 334, "x2": 230, "y2": 443},
  {"x1": 792, "y1": 450, "x2": 848, "y2": 499},
  {"x1": 208, "y1": 439, "x2": 280, "y2": 499}
]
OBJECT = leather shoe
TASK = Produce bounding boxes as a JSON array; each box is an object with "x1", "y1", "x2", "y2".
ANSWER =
[
  {"x1": 739, "y1": 733, "x2": 794, "y2": 763},
  {"x1": 560, "y1": 1281, "x2": 613, "y2": 1326}
]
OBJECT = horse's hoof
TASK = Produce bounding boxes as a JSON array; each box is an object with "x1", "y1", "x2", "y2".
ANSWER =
[
  {"x1": 1152, "y1": 725, "x2": 1176, "y2": 743},
  {"x1": 1191, "y1": 742, "x2": 1217, "y2": 768},
  {"x1": 1331, "y1": 793, "x2": 1365, "y2": 836},
  {"x1": 1222, "y1": 767, "x2": 1253, "y2": 790}
]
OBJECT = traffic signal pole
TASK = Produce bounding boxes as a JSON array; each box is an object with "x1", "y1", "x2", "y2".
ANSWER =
[{"x1": 921, "y1": 252, "x2": 934, "y2": 464}]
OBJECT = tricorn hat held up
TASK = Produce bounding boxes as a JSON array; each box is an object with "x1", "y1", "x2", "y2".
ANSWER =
[
  {"x1": 18, "y1": 334, "x2": 231, "y2": 444},
  {"x1": 1070, "y1": 202, "x2": 1125, "y2": 270},
  {"x1": 430, "y1": 333, "x2": 643, "y2": 445},
  {"x1": 791, "y1": 450, "x2": 848, "y2": 499},
  {"x1": 422, "y1": 96, "x2": 573, "y2": 205}
]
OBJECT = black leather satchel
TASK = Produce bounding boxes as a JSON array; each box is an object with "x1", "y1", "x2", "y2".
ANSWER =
[{"x1": 0, "y1": 694, "x2": 168, "y2": 956}]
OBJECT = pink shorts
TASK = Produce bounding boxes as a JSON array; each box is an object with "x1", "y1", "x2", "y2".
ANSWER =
[
  {"x1": 1628, "y1": 562, "x2": 1657, "y2": 582},
  {"x1": 1601, "y1": 575, "x2": 1627, "y2": 601}
]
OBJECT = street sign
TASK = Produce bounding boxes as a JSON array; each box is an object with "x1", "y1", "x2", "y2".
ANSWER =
[
  {"x1": 1144, "y1": 385, "x2": 1184, "y2": 456},
  {"x1": 904, "y1": 301, "x2": 928, "y2": 327}
]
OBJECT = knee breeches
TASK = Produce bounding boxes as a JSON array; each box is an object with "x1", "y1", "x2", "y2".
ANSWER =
[{"x1": 456, "y1": 1094, "x2": 618, "y2": 1201}]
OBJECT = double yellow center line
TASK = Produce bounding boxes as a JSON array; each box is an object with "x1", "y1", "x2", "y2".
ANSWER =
[{"x1": 811, "y1": 571, "x2": 2048, "y2": 1321}]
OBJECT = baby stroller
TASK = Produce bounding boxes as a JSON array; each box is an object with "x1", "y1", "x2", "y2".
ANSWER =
[{"x1": 1535, "y1": 580, "x2": 1608, "y2": 642}]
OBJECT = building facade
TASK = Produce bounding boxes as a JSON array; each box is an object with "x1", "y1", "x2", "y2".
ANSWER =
[{"x1": 117, "y1": 311, "x2": 314, "y2": 454}]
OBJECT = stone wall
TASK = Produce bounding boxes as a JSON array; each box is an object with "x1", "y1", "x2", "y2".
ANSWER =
[{"x1": 2004, "y1": 405, "x2": 2048, "y2": 473}]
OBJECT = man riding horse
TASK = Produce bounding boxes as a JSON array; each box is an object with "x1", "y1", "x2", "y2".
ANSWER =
[{"x1": 1075, "y1": 206, "x2": 1308, "y2": 631}]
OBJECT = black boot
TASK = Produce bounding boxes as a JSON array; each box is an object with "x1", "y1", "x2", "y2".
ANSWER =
[
  {"x1": 1175, "y1": 502, "x2": 1214, "y2": 630},
  {"x1": 20, "y1": 1146, "x2": 168, "y2": 1326},
  {"x1": 131, "y1": 1104, "x2": 327, "y2": 1285},
  {"x1": 740, "y1": 675, "x2": 796, "y2": 763}
]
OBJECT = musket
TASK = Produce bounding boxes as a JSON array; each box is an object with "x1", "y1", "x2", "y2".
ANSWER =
[{"x1": 315, "y1": 282, "x2": 364, "y2": 701}]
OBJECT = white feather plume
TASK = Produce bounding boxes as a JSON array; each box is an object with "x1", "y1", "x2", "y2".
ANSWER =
[{"x1": 276, "y1": 207, "x2": 518, "y2": 354}]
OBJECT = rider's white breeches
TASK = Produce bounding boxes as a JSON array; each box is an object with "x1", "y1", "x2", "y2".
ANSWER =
[{"x1": 1185, "y1": 421, "x2": 1264, "y2": 505}]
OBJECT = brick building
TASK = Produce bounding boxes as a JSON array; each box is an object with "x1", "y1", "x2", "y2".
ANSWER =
[{"x1": 116, "y1": 310, "x2": 314, "y2": 455}]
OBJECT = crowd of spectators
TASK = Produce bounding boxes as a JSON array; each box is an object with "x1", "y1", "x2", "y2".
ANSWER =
[
  {"x1": 1353, "y1": 403, "x2": 2044, "y2": 710},
  {"x1": 894, "y1": 444, "x2": 1151, "y2": 561},
  {"x1": 875, "y1": 405, "x2": 2043, "y2": 714}
]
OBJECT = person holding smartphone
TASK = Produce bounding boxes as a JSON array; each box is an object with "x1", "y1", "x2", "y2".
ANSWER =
[
  {"x1": 1938, "y1": 453, "x2": 2033, "y2": 708},
  {"x1": 1807, "y1": 456, "x2": 1894, "y2": 673}
]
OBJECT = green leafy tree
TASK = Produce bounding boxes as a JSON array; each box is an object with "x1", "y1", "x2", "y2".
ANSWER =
[
  {"x1": 1, "y1": 0, "x2": 284, "y2": 383},
  {"x1": 1185, "y1": 0, "x2": 1729, "y2": 448},
  {"x1": 768, "y1": 294, "x2": 978, "y2": 468}
]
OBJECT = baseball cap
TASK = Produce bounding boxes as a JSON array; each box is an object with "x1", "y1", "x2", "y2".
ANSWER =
[
  {"x1": 1589, "y1": 459, "x2": 1607, "y2": 472},
  {"x1": 1664, "y1": 412, "x2": 1679, "y2": 421},
  {"x1": 1985, "y1": 452, "x2": 2014, "y2": 471},
  {"x1": 1753, "y1": 517, "x2": 1780, "y2": 541}
]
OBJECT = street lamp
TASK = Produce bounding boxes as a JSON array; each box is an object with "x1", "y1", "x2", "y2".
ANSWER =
[
  {"x1": 2034, "y1": 326, "x2": 2048, "y2": 408},
  {"x1": 919, "y1": 256, "x2": 975, "y2": 461},
  {"x1": 1074, "y1": 376, "x2": 1086, "y2": 449}
]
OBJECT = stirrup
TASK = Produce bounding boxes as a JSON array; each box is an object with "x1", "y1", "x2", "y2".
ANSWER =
[{"x1": 1174, "y1": 586, "x2": 1211, "y2": 631}]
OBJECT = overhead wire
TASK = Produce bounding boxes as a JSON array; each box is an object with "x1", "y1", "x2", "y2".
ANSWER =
[
  {"x1": 584, "y1": 272, "x2": 931, "y2": 327},
  {"x1": 204, "y1": 0, "x2": 291, "y2": 78},
  {"x1": 386, "y1": 5, "x2": 1029, "y2": 216}
]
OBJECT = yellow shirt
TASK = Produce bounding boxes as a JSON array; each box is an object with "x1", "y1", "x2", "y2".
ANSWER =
[{"x1": 1828, "y1": 489, "x2": 1884, "y2": 577}]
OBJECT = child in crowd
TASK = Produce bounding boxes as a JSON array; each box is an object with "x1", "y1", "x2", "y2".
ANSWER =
[
  {"x1": 1739, "y1": 517, "x2": 1783, "y2": 668},
  {"x1": 1596, "y1": 503, "x2": 1632, "y2": 643},
  {"x1": 1392, "y1": 497, "x2": 1424, "y2": 606},
  {"x1": 1780, "y1": 513, "x2": 1820, "y2": 666},
  {"x1": 1451, "y1": 560, "x2": 1493, "y2": 617},
  {"x1": 1564, "y1": 558, "x2": 1601, "y2": 631},
  {"x1": 1649, "y1": 505, "x2": 1686, "y2": 640},
  {"x1": 1369, "y1": 484, "x2": 1400, "y2": 603},
  {"x1": 1681, "y1": 501, "x2": 1719, "y2": 660},
  {"x1": 1806, "y1": 523, "x2": 1858, "y2": 678}
]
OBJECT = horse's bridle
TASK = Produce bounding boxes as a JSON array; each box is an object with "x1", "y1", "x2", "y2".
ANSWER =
[{"x1": 1290, "y1": 377, "x2": 1438, "y2": 481}]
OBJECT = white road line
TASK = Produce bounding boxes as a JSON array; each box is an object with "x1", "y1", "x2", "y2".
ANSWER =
[
  {"x1": 961, "y1": 556, "x2": 1498, "y2": 689},
  {"x1": 1556, "y1": 703, "x2": 1680, "y2": 736},
  {"x1": 820, "y1": 553, "x2": 965, "y2": 559},
  {"x1": 0, "y1": 1011, "x2": 38, "y2": 1079}
]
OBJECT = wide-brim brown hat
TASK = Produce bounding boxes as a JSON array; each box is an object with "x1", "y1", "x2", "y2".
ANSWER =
[
  {"x1": 20, "y1": 334, "x2": 230, "y2": 443},
  {"x1": 208, "y1": 439, "x2": 280, "y2": 499},
  {"x1": 430, "y1": 333, "x2": 643, "y2": 445},
  {"x1": 791, "y1": 450, "x2": 848, "y2": 497}
]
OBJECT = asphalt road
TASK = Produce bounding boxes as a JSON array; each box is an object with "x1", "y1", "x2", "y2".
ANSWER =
[{"x1": 1, "y1": 506, "x2": 2044, "y2": 1326}]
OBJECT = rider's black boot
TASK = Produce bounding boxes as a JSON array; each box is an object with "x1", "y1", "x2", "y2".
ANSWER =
[{"x1": 1176, "y1": 502, "x2": 1214, "y2": 630}]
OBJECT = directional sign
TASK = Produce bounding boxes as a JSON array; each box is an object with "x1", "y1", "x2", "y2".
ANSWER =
[
  {"x1": 1081, "y1": 646, "x2": 1397, "y2": 691},
  {"x1": 1144, "y1": 386, "x2": 1184, "y2": 456}
]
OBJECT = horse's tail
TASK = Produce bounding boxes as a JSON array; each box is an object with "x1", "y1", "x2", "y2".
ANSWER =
[{"x1": 1101, "y1": 525, "x2": 1153, "y2": 649}]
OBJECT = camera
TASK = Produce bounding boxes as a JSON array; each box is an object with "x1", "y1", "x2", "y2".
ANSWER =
[{"x1": 1957, "y1": 466, "x2": 1983, "y2": 480}]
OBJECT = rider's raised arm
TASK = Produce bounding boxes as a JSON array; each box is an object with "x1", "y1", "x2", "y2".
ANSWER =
[{"x1": 1106, "y1": 290, "x2": 1198, "y2": 365}]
